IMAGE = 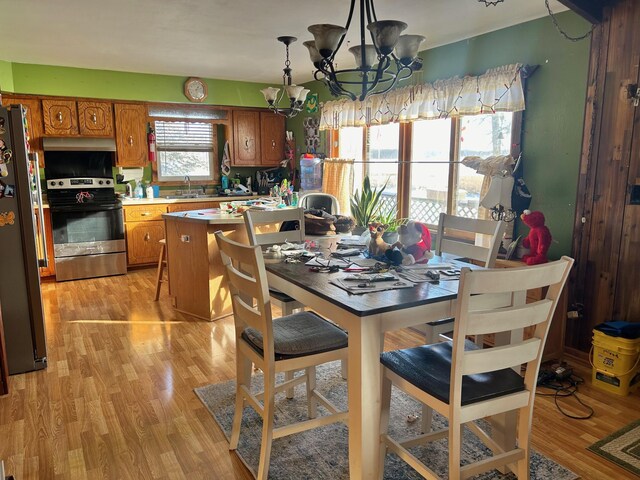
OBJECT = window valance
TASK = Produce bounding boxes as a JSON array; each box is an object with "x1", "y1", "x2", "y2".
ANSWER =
[{"x1": 319, "y1": 64, "x2": 526, "y2": 130}]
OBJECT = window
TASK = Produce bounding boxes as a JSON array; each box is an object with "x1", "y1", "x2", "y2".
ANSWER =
[
  {"x1": 336, "y1": 112, "x2": 516, "y2": 226},
  {"x1": 155, "y1": 120, "x2": 216, "y2": 182}
]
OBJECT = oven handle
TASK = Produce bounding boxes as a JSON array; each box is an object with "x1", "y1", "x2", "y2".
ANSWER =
[
  {"x1": 50, "y1": 203, "x2": 123, "y2": 213},
  {"x1": 32, "y1": 153, "x2": 49, "y2": 268}
]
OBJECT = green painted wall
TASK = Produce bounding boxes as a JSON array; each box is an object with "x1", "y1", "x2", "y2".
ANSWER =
[
  {"x1": 6, "y1": 63, "x2": 272, "y2": 107},
  {"x1": 0, "y1": 60, "x2": 14, "y2": 92},
  {"x1": 289, "y1": 11, "x2": 590, "y2": 259}
]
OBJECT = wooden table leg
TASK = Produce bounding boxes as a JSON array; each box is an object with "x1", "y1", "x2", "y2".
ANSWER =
[{"x1": 347, "y1": 314, "x2": 383, "y2": 480}]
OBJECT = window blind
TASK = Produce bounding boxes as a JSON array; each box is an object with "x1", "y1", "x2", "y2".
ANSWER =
[{"x1": 155, "y1": 121, "x2": 214, "y2": 151}]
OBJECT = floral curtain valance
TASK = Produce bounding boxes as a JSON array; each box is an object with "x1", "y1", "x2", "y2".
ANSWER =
[{"x1": 319, "y1": 64, "x2": 526, "y2": 130}]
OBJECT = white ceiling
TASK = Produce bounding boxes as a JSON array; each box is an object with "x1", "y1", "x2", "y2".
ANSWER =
[{"x1": 0, "y1": 0, "x2": 568, "y2": 84}]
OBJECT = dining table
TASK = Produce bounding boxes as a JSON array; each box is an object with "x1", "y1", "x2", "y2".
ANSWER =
[{"x1": 265, "y1": 250, "x2": 524, "y2": 479}]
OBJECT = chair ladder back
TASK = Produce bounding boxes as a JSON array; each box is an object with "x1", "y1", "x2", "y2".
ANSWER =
[
  {"x1": 435, "y1": 213, "x2": 506, "y2": 267},
  {"x1": 464, "y1": 259, "x2": 570, "y2": 295},
  {"x1": 215, "y1": 231, "x2": 272, "y2": 335},
  {"x1": 461, "y1": 338, "x2": 542, "y2": 375},
  {"x1": 465, "y1": 299, "x2": 555, "y2": 336},
  {"x1": 244, "y1": 208, "x2": 305, "y2": 247},
  {"x1": 450, "y1": 256, "x2": 574, "y2": 407}
]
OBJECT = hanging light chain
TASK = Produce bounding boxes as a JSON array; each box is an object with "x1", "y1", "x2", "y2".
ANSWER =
[{"x1": 545, "y1": 0, "x2": 594, "y2": 42}]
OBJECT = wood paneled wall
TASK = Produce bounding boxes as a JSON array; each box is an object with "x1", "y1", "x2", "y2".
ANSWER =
[{"x1": 569, "y1": 0, "x2": 640, "y2": 352}]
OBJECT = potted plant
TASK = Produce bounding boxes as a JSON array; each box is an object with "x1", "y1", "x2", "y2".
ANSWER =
[
  {"x1": 350, "y1": 176, "x2": 387, "y2": 235},
  {"x1": 375, "y1": 210, "x2": 408, "y2": 244}
]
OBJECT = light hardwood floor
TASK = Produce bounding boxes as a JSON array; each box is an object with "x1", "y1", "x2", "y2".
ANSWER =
[{"x1": 0, "y1": 268, "x2": 638, "y2": 479}]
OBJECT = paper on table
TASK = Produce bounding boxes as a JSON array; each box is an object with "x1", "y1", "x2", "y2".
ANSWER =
[
  {"x1": 350, "y1": 257, "x2": 381, "y2": 267},
  {"x1": 331, "y1": 278, "x2": 415, "y2": 295},
  {"x1": 305, "y1": 257, "x2": 352, "y2": 267},
  {"x1": 402, "y1": 262, "x2": 452, "y2": 270}
]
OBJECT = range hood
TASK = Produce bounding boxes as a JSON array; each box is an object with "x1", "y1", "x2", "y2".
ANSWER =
[{"x1": 43, "y1": 137, "x2": 116, "y2": 152}]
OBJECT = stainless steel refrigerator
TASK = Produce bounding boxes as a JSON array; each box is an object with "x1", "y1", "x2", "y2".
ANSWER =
[{"x1": 0, "y1": 105, "x2": 48, "y2": 374}]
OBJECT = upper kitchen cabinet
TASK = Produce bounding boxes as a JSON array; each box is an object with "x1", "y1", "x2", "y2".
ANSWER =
[
  {"x1": 78, "y1": 102, "x2": 114, "y2": 136},
  {"x1": 232, "y1": 110, "x2": 261, "y2": 166},
  {"x1": 231, "y1": 109, "x2": 285, "y2": 166},
  {"x1": 114, "y1": 103, "x2": 148, "y2": 167},
  {"x1": 1, "y1": 95, "x2": 45, "y2": 167},
  {"x1": 42, "y1": 99, "x2": 79, "y2": 136},
  {"x1": 260, "y1": 112, "x2": 285, "y2": 165}
]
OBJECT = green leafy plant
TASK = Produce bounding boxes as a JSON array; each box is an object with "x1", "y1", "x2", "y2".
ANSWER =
[
  {"x1": 350, "y1": 176, "x2": 388, "y2": 227},
  {"x1": 375, "y1": 210, "x2": 408, "y2": 233}
]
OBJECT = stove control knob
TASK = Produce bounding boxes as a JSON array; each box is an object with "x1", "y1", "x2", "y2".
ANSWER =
[
  {"x1": 105, "y1": 180, "x2": 111, "y2": 185},
  {"x1": 58, "y1": 181, "x2": 64, "y2": 186},
  {"x1": 98, "y1": 180, "x2": 104, "y2": 185},
  {"x1": 50, "y1": 181, "x2": 56, "y2": 187}
]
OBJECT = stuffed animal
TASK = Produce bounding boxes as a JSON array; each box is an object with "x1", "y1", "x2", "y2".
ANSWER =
[
  {"x1": 385, "y1": 220, "x2": 434, "y2": 265},
  {"x1": 521, "y1": 210, "x2": 551, "y2": 265},
  {"x1": 368, "y1": 222, "x2": 391, "y2": 258}
]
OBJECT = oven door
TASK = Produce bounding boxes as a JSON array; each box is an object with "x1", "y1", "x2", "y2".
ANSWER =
[{"x1": 50, "y1": 203, "x2": 125, "y2": 257}]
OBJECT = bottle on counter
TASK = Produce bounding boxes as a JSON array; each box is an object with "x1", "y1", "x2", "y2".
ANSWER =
[
  {"x1": 146, "y1": 184, "x2": 155, "y2": 199},
  {"x1": 134, "y1": 182, "x2": 144, "y2": 199},
  {"x1": 221, "y1": 175, "x2": 229, "y2": 190}
]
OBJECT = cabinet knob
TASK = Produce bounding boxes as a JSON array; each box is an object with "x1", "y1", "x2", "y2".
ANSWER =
[
  {"x1": 244, "y1": 137, "x2": 252, "y2": 151},
  {"x1": 91, "y1": 113, "x2": 98, "y2": 124},
  {"x1": 128, "y1": 135, "x2": 134, "y2": 146},
  {"x1": 271, "y1": 140, "x2": 276, "y2": 149},
  {"x1": 144, "y1": 232, "x2": 150, "y2": 241},
  {"x1": 141, "y1": 212, "x2": 151, "y2": 216},
  {"x1": 56, "y1": 111, "x2": 63, "y2": 123}
]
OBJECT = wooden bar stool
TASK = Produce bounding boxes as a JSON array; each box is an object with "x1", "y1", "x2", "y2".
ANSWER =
[{"x1": 154, "y1": 239, "x2": 168, "y2": 301}]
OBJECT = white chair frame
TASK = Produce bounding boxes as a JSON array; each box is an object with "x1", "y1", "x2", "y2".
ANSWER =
[
  {"x1": 379, "y1": 257, "x2": 573, "y2": 480},
  {"x1": 215, "y1": 232, "x2": 348, "y2": 480},
  {"x1": 425, "y1": 213, "x2": 507, "y2": 345}
]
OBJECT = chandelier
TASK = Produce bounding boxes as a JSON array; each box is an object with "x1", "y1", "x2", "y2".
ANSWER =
[
  {"x1": 260, "y1": 36, "x2": 310, "y2": 119},
  {"x1": 303, "y1": 0, "x2": 425, "y2": 102}
]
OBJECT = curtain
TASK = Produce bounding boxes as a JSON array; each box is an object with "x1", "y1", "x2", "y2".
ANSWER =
[
  {"x1": 322, "y1": 159, "x2": 354, "y2": 215},
  {"x1": 319, "y1": 64, "x2": 525, "y2": 130}
]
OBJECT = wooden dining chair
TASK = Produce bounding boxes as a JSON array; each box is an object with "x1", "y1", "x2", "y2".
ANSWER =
[
  {"x1": 215, "y1": 232, "x2": 348, "y2": 480},
  {"x1": 424, "y1": 213, "x2": 507, "y2": 345},
  {"x1": 243, "y1": 208, "x2": 306, "y2": 316},
  {"x1": 378, "y1": 256, "x2": 573, "y2": 480}
]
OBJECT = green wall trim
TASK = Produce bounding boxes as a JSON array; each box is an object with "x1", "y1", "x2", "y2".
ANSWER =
[
  {"x1": 288, "y1": 11, "x2": 590, "y2": 259},
  {"x1": 0, "y1": 60, "x2": 14, "y2": 93},
  {"x1": 6, "y1": 63, "x2": 273, "y2": 107}
]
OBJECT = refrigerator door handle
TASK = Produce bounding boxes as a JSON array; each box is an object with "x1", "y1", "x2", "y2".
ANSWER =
[{"x1": 32, "y1": 153, "x2": 49, "y2": 268}]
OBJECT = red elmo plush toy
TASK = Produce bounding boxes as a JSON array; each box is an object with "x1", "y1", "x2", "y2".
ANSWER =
[{"x1": 521, "y1": 210, "x2": 551, "y2": 265}]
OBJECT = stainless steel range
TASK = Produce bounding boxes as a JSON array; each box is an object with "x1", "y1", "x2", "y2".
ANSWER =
[{"x1": 44, "y1": 142, "x2": 126, "y2": 281}]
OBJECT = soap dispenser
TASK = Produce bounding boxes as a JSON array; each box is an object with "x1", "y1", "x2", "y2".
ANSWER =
[{"x1": 125, "y1": 182, "x2": 133, "y2": 198}]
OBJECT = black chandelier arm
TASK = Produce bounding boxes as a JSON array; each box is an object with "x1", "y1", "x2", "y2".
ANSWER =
[
  {"x1": 364, "y1": 0, "x2": 383, "y2": 57},
  {"x1": 329, "y1": 0, "x2": 357, "y2": 65}
]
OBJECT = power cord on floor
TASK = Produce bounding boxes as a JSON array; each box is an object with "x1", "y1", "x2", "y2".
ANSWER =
[{"x1": 536, "y1": 364, "x2": 595, "y2": 420}]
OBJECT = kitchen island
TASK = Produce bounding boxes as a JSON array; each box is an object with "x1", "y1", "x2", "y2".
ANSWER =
[{"x1": 163, "y1": 209, "x2": 248, "y2": 321}]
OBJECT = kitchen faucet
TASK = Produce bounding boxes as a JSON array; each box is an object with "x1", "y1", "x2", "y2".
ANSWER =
[{"x1": 184, "y1": 175, "x2": 191, "y2": 194}]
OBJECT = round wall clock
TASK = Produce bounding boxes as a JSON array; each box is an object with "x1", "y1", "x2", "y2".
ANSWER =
[{"x1": 184, "y1": 77, "x2": 208, "y2": 102}]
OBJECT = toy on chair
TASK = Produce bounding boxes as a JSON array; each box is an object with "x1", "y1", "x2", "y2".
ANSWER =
[
  {"x1": 385, "y1": 220, "x2": 434, "y2": 265},
  {"x1": 521, "y1": 210, "x2": 551, "y2": 265}
]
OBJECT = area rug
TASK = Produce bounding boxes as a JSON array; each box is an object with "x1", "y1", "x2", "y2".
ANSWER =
[
  {"x1": 195, "y1": 361, "x2": 578, "y2": 480},
  {"x1": 588, "y1": 418, "x2": 640, "y2": 476}
]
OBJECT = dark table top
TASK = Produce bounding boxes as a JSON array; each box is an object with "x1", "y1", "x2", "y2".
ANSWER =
[{"x1": 266, "y1": 256, "x2": 477, "y2": 317}]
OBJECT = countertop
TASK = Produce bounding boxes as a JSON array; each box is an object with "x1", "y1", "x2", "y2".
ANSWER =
[
  {"x1": 121, "y1": 195, "x2": 254, "y2": 206},
  {"x1": 162, "y1": 209, "x2": 246, "y2": 224}
]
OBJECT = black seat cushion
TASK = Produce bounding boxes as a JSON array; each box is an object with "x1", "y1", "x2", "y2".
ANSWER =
[
  {"x1": 242, "y1": 311, "x2": 347, "y2": 361},
  {"x1": 268, "y1": 288, "x2": 298, "y2": 304},
  {"x1": 380, "y1": 340, "x2": 525, "y2": 406}
]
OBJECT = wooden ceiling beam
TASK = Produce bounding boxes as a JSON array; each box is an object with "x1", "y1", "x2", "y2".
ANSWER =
[{"x1": 556, "y1": 0, "x2": 610, "y2": 23}]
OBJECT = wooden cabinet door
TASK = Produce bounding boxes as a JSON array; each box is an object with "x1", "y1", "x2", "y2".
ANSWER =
[
  {"x1": 232, "y1": 110, "x2": 261, "y2": 165},
  {"x1": 42, "y1": 99, "x2": 78, "y2": 135},
  {"x1": 78, "y1": 101, "x2": 114, "y2": 136},
  {"x1": 126, "y1": 221, "x2": 166, "y2": 265},
  {"x1": 1, "y1": 96, "x2": 45, "y2": 167},
  {"x1": 166, "y1": 201, "x2": 219, "y2": 213},
  {"x1": 260, "y1": 112, "x2": 285, "y2": 165},
  {"x1": 114, "y1": 103, "x2": 148, "y2": 167}
]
